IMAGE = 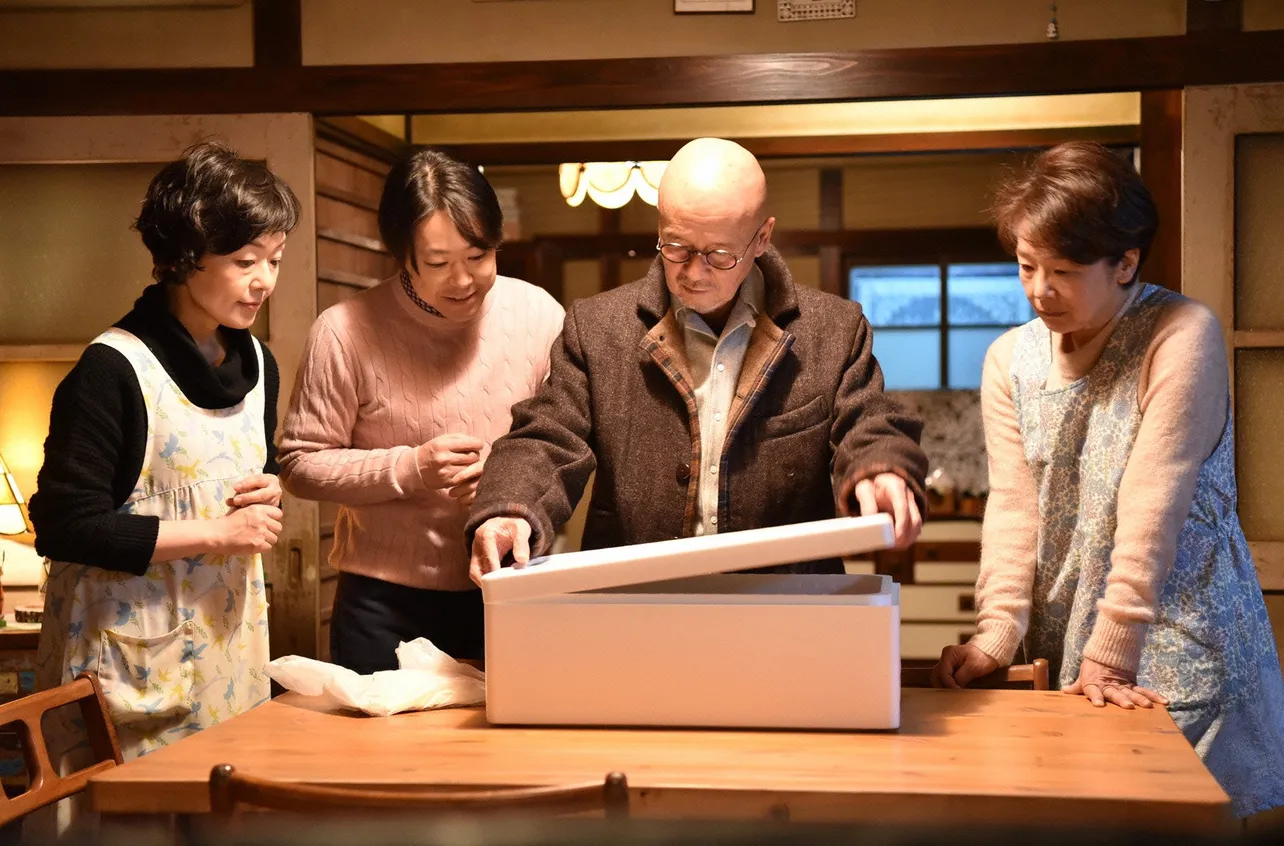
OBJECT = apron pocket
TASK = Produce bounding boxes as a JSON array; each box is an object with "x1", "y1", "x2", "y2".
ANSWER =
[{"x1": 96, "y1": 621, "x2": 196, "y2": 730}]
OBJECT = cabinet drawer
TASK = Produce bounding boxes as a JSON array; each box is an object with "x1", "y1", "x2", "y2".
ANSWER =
[
  {"x1": 900, "y1": 585, "x2": 976, "y2": 622},
  {"x1": 843, "y1": 560, "x2": 876, "y2": 576},
  {"x1": 901, "y1": 623, "x2": 976, "y2": 660},
  {"x1": 914, "y1": 562, "x2": 980, "y2": 585}
]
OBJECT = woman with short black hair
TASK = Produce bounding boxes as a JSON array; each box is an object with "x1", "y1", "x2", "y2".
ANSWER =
[
  {"x1": 30, "y1": 140, "x2": 299, "y2": 769},
  {"x1": 932, "y1": 142, "x2": 1284, "y2": 817},
  {"x1": 279, "y1": 147, "x2": 564, "y2": 672}
]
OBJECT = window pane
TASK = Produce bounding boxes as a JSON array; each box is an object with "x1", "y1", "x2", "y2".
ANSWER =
[
  {"x1": 849, "y1": 265, "x2": 941, "y2": 327},
  {"x1": 947, "y1": 327, "x2": 1008, "y2": 389},
  {"x1": 946, "y1": 262, "x2": 1033, "y2": 326},
  {"x1": 872, "y1": 328, "x2": 941, "y2": 390}
]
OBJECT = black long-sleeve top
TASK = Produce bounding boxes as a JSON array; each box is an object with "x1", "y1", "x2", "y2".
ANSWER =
[{"x1": 27, "y1": 283, "x2": 279, "y2": 576}]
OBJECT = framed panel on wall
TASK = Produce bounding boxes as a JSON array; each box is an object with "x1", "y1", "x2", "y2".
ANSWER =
[{"x1": 675, "y1": 1, "x2": 754, "y2": 13}]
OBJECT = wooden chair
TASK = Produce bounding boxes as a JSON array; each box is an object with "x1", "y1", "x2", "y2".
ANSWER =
[
  {"x1": 209, "y1": 766, "x2": 629, "y2": 819},
  {"x1": 0, "y1": 672, "x2": 123, "y2": 827},
  {"x1": 901, "y1": 658, "x2": 1051, "y2": 691}
]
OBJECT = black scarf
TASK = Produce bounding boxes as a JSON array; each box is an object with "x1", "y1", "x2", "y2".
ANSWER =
[{"x1": 114, "y1": 283, "x2": 260, "y2": 409}]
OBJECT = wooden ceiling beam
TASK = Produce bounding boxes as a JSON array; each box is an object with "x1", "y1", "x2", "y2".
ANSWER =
[{"x1": 4, "y1": 29, "x2": 1284, "y2": 117}]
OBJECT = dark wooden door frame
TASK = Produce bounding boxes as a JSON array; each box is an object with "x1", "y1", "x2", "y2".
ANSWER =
[
  {"x1": 435, "y1": 126, "x2": 1140, "y2": 167},
  {"x1": 4, "y1": 28, "x2": 1284, "y2": 117}
]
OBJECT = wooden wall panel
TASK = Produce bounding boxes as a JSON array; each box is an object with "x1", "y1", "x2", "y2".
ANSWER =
[
  {"x1": 317, "y1": 280, "x2": 365, "y2": 313},
  {"x1": 316, "y1": 195, "x2": 382, "y2": 243},
  {"x1": 317, "y1": 238, "x2": 396, "y2": 280},
  {"x1": 310, "y1": 123, "x2": 400, "y2": 661},
  {"x1": 316, "y1": 152, "x2": 386, "y2": 203}
]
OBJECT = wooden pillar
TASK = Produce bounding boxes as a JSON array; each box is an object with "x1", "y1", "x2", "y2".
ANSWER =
[
  {"x1": 1140, "y1": 90, "x2": 1183, "y2": 291},
  {"x1": 530, "y1": 240, "x2": 565, "y2": 304},
  {"x1": 599, "y1": 207, "x2": 623, "y2": 292},
  {"x1": 1186, "y1": 0, "x2": 1242, "y2": 32},
  {"x1": 253, "y1": 0, "x2": 302, "y2": 68},
  {"x1": 819, "y1": 168, "x2": 844, "y2": 297}
]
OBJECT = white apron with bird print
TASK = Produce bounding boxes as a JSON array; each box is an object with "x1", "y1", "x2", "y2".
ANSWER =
[{"x1": 36, "y1": 326, "x2": 271, "y2": 767}]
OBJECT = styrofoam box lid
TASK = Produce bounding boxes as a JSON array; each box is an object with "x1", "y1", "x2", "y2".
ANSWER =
[{"x1": 481, "y1": 514, "x2": 894, "y2": 603}]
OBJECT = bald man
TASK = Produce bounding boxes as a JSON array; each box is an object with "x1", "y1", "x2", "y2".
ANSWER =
[{"x1": 467, "y1": 138, "x2": 927, "y2": 582}]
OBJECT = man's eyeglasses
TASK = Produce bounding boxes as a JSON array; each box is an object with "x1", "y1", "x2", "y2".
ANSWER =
[{"x1": 657, "y1": 220, "x2": 768, "y2": 271}]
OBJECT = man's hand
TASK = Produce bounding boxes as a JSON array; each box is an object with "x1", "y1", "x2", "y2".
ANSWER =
[
  {"x1": 846, "y1": 472, "x2": 922, "y2": 549},
  {"x1": 469, "y1": 516, "x2": 533, "y2": 585},
  {"x1": 930, "y1": 643, "x2": 1000, "y2": 689},
  {"x1": 1064, "y1": 656, "x2": 1168, "y2": 709}
]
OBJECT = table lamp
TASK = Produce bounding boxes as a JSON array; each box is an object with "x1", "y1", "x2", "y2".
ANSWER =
[{"x1": 0, "y1": 450, "x2": 33, "y2": 536}]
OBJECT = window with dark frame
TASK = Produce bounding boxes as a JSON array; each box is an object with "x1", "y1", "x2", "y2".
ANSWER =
[{"x1": 849, "y1": 261, "x2": 1034, "y2": 390}]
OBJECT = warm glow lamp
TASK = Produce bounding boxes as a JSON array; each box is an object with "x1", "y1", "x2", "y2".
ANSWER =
[
  {"x1": 0, "y1": 450, "x2": 33, "y2": 535},
  {"x1": 558, "y1": 161, "x2": 668, "y2": 209}
]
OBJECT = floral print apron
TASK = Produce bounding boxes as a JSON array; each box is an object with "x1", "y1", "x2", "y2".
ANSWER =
[
  {"x1": 1010, "y1": 284, "x2": 1284, "y2": 817},
  {"x1": 36, "y1": 327, "x2": 271, "y2": 774}
]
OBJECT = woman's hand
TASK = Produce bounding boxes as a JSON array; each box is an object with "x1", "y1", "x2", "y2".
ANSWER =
[
  {"x1": 930, "y1": 643, "x2": 1001, "y2": 689},
  {"x1": 416, "y1": 434, "x2": 486, "y2": 489},
  {"x1": 228, "y1": 473, "x2": 283, "y2": 508},
  {"x1": 446, "y1": 444, "x2": 490, "y2": 508},
  {"x1": 212, "y1": 504, "x2": 283, "y2": 556},
  {"x1": 1063, "y1": 657, "x2": 1168, "y2": 709}
]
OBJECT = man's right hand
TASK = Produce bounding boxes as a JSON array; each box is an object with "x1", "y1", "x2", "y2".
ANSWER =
[
  {"x1": 415, "y1": 434, "x2": 485, "y2": 489},
  {"x1": 469, "y1": 516, "x2": 533, "y2": 585}
]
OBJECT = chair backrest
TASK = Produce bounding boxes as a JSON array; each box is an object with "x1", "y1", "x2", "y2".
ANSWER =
[
  {"x1": 0, "y1": 672, "x2": 123, "y2": 826},
  {"x1": 901, "y1": 658, "x2": 1050, "y2": 691},
  {"x1": 209, "y1": 765, "x2": 629, "y2": 819}
]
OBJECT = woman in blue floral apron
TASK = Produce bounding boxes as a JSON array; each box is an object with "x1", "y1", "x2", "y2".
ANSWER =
[
  {"x1": 932, "y1": 142, "x2": 1284, "y2": 817},
  {"x1": 25, "y1": 141, "x2": 299, "y2": 834}
]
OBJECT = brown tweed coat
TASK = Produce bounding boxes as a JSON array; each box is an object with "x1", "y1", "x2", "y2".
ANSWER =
[{"x1": 466, "y1": 247, "x2": 928, "y2": 573}]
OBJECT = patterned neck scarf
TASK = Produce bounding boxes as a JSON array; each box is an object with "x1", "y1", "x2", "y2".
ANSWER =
[{"x1": 400, "y1": 271, "x2": 445, "y2": 319}]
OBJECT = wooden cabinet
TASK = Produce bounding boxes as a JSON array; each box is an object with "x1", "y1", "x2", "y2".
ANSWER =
[{"x1": 848, "y1": 520, "x2": 981, "y2": 661}]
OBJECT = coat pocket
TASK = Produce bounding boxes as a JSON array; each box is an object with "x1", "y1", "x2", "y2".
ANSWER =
[
  {"x1": 756, "y1": 395, "x2": 828, "y2": 440},
  {"x1": 96, "y1": 621, "x2": 195, "y2": 730}
]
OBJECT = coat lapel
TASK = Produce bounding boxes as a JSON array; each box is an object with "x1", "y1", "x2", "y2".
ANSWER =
[
  {"x1": 633, "y1": 248, "x2": 800, "y2": 533},
  {"x1": 639, "y1": 310, "x2": 702, "y2": 533}
]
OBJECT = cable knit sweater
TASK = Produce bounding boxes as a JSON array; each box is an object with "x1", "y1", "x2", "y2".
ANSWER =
[
  {"x1": 970, "y1": 286, "x2": 1229, "y2": 673},
  {"x1": 278, "y1": 275, "x2": 565, "y2": 591}
]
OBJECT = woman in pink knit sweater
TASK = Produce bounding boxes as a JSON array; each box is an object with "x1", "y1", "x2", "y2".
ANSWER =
[
  {"x1": 278, "y1": 149, "x2": 564, "y2": 671},
  {"x1": 931, "y1": 142, "x2": 1284, "y2": 816}
]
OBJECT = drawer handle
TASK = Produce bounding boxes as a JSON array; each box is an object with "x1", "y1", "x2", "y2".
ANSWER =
[
  {"x1": 957, "y1": 594, "x2": 975, "y2": 613},
  {"x1": 289, "y1": 544, "x2": 303, "y2": 585}
]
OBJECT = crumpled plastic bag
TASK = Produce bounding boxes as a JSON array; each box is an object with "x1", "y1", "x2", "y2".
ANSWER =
[{"x1": 265, "y1": 637, "x2": 486, "y2": 717}]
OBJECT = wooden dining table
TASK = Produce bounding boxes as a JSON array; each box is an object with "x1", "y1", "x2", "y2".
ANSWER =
[{"x1": 88, "y1": 688, "x2": 1231, "y2": 833}]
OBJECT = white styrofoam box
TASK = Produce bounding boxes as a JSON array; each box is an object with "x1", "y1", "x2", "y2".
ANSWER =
[{"x1": 482, "y1": 515, "x2": 901, "y2": 730}]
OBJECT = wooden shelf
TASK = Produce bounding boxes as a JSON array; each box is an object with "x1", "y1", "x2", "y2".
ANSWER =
[
  {"x1": 318, "y1": 227, "x2": 386, "y2": 255},
  {"x1": 317, "y1": 268, "x2": 383, "y2": 290},
  {"x1": 316, "y1": 183, "x2": 380, "y2": 213},
  {"x1": 1233, "y1": 330, "x2": 1284, "y2": 349},
  {"x1": 0, "y1": 344, "x2": 82, "y2": 362}
]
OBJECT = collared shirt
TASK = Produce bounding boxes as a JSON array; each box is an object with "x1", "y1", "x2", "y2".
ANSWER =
[{"x1": 672, "y1": 266, "x2": 765, "y2": 536}]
